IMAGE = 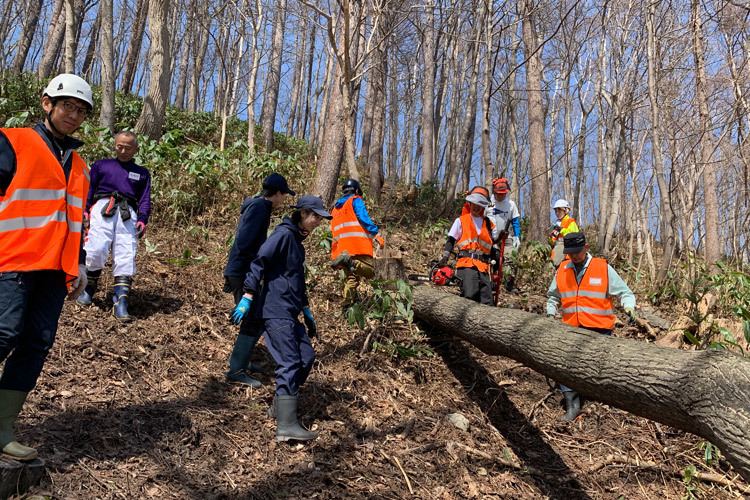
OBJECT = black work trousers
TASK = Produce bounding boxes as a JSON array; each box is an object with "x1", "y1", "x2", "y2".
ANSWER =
[{"x1": 456, "y1": 267, "x2": 493, "y2": 306}]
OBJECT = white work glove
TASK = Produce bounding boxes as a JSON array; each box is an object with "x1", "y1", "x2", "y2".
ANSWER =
[
  {"x1": 512, "y1": 236, "x2": 521, "y2": 250},
  {"x1": 68, "y1": 264, "x2": 88, "y2": 300}
]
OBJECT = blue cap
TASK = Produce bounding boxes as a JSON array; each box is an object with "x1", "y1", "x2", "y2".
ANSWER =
[
  {"x1": 262, "y1": 173, "x2": 295, "y2": 196},
  {"x1": 292, "y1": 195, "x2": 332, "y2": 219}
]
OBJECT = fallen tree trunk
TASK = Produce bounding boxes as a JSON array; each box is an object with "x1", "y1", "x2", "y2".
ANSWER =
[{"x1": 412, "y1": 286, "x2": 750, "y2": 483}]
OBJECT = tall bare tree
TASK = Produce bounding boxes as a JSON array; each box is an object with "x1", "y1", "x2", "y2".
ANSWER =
[
  {"x1": 261, "y1": 0, "x2": 288, "y2": 152},
  {"x1": 99, "y1": 0, "x2": 115, "y2": 130},
  {"x1": 12, "y1": 0, "x2": 44, "y2": 74},
  {"x1": 121, "y1": 0, "x2": 149, "y2": 94},
  {"x1": 135, "y1": 0, "x2": 171, "y2": 139},
  {"x1": 691, "y1": 0, "x2": 720, "y2": 265},
  {"x1": 420, "y1": 0, "x2": 437, "y2": 183},
  {"x1": 37, "y1": 0, "x2": 66, "y2": 78},
  {"x1": 522, "y1": 0, "x2": 550, "y2": 242}
]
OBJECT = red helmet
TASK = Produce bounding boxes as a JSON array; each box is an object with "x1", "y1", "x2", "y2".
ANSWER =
[{"x1": 492, "y1": 178, "x2": 510, "y2": 194}]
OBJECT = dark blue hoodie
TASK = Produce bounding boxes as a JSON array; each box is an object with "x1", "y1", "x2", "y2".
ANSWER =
[
  {"x1": 224, "y1": 196, "x2": 273, "y2": 277},
  {"x1": 243, "y1": 216, "x2": 309, "y2": 319}
]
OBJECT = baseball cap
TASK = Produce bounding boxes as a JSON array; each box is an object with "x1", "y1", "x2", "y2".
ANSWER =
[
  {"x1": 292, "y1": 195, "x2": 332, "y2": 219},
  {"x1": 465, "y1": 192, "x2": 489, "y2": 208},
  {"x1": 492, "y1": 178, "x2": 510, "y2": 194},
  {"x1": 563, "y1": 232, "x2": 586, "y2": 254},
  {"x1": 262, "y1": 173, "x2": 295, "y2": 196}
]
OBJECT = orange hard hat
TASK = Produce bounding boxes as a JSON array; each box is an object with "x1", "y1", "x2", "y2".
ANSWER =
[{"x1": 492, "y1": 178, "x2": 510, "y2": 194}]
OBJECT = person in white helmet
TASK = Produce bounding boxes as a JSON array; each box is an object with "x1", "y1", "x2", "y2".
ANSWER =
[
  {"x1": 549, "y1": 199, "x2": 579, "y2": 266},
  {"x1": 438, "y1": 192, "x2": 499, "y2": 305},
  {"x1": 0, "y1": 74, "x2": 93, "y2": 461}
]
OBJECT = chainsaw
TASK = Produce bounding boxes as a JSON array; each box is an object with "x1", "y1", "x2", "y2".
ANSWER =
[{"x1": 407, "y1": 260, "x2": 462, "y2": 286}]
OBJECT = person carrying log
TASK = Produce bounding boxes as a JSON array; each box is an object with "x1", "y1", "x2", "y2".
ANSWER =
[{"x1": 546, "y1": 232, "x2": 637, "y2": 420}]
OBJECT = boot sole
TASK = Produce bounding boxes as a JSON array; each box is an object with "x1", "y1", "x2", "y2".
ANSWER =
[
  {"x1": 276, "y1": 434, "x2": 317, "y2": 442},
  {"x1": 2, "y1": 449, "x2": 38, "y2": 461}
]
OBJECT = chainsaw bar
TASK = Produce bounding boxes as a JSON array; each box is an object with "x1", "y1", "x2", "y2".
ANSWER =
[{"x1": 406, "y1": 273, "x2": 462, "y2": 286}]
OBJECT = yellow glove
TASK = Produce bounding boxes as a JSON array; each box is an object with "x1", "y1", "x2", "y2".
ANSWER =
[{"x1": 625, "y1": 307, "x2": 637, "y2": 325}]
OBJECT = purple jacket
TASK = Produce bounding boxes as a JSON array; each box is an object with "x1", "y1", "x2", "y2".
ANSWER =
[{"x1": 86, "y1": 158, "x2": 151, "y2": 225}]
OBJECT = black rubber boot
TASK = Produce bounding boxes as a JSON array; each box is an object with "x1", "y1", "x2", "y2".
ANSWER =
[
  {"x1": 226, "y1": 335, "x2": 261, "y2": 388},
  {"x1": 0, "y1": 389, "x2": 37, "y2": 461},
  {"x1": 76, "y1": 269, "x2": 102, "y2": 306},
  {"x1": 113, "y1": 276, "x2": 133, "y2": 322},
  {"x1": 330, "y1": 251, "x2": 354, "y2": 271},
  {"x1": 562, "y1": 391, "x2": 581, "y2": 421},
  {"x1": 276, "y1": 395, "x2": 318, "y2": 442}
]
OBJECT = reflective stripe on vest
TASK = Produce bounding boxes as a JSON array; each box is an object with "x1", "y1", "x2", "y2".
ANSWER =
[
  {"x1": 556, "y1": 257, "x2": 615, "y2": 329},
  {"x1": 455, "y1": 213, "x2": 493, "y2": 273},
  {"x1": 331, "y1": 195, "x2": 373, "y2": 259},
  {"x1": 0, "y1": 128, "x2": 89, "y2": 281}
]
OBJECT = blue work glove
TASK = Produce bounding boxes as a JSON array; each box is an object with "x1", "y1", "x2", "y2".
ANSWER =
[
  {"x1": 303, "y1": 306, "x2": 317, "y2": 338},
  {"x1": 231, "y1": 295, "x2": 253, "y2": 325}
]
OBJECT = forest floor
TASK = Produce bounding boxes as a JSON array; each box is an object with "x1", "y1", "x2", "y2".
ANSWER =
[{"x1": 8, "y1": 211, "x2": 750, "y2": 500}]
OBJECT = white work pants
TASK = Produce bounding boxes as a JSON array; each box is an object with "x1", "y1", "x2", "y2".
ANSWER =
[{"x1": 84, "y1": 198, "x2": 138, "y2": 276}]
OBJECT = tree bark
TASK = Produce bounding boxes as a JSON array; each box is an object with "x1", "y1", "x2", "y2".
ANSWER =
[
  {"x1": 135, "y1": 0, "x2": 171, "y2": 140},
  {"x1": 412, "y1": 286, "x2": 750, "y2": 484},
  {"x1": 37, "y1": 0, "x2": 66, "y2": 79},
  {"x1": 120, "y1": 0, "x2": 148, "y2": 94},
  {"x1": 522, "y1": 0, "x2": 550, "y2": 242},
  {"x1": 172, "y1": 4, "x2": 195, "y2": 109},
  {"x1": 99, "y1": 0, "x2": 115, "y2": 131},
  {"x1": 646, "y1": 2, "x2": 678, "y2": 282},
  {"x1": 691, "y1": 0, "x2": 720, "y2": 266},
  {"x1": 81, "y1": 9, "x2": 101, "y2": 79},
  {"x1": 12, "y1": 0, "x2": 44, "y2": 74},
  {"x1": 261, "y1": 0, "x2": 288, "y2": 152},
  {"x1": 420, "y1": 0, "x2": 436, "y2": 183},
  {"x1": 187, "y1": 1, "x2": 209, "y2": 112}
]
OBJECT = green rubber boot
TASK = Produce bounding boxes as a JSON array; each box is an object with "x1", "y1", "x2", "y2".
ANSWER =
[
  {"x1": 0, "y1": 389, "x2": 38, "y2": 461},
  {"x1": 562, "y1": 391, "x2": 581, "y2": 421},
  {"x1": 276, "y1": 395, "x2": 317, "y2": 442},
  {"x1": 226, "y1": 335, "x2": 262, "y2": 388}
]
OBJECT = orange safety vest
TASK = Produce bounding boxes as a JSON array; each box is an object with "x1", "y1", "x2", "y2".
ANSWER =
[
  {"x1": 0, "y1": 128, "x2": 89, "y2": 284},
  {"x1": 556, "y1": 257, "x2": 614, "y2": 329},
  {"x1": 549, "y1": 215, "x2": 577, "y2": 262},
  {"x1": 455, "y1": 213, "x2": 494, "y2": 273},
  {"x1": 331, "y1": 195, "x2": 373, "y2": 259}
]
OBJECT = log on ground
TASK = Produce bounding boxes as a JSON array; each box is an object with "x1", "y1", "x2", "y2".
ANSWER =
[{"x1": 412, "y1": 286, "x2": 750, "y2": 483}]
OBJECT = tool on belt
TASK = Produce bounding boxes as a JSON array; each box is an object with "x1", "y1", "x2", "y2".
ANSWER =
[
  {"x1": 408, "y1": 260, "x2": 462, "y2": 287},
  {"x1": 492, "y1": 218, "x2": 512, "y2": 306},
  {"x1": 96, "y1": 191, "x2": 137, "y2": 222}
]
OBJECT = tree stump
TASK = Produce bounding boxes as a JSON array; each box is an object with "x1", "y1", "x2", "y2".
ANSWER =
[
  {"x1": 0, "y1": 457, "x2": 45, "y2": 499},
  {"x1": 411, "y1": 286, "x2": 750, "y2": 483},
  {"x1": 373, "y1": 241, "x2": 404, "y2": 284}
]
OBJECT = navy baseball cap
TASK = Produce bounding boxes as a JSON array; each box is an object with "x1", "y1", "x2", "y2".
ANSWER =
[
  {"x1": 262, "y1": 173, "x2": 295, "y2": 196},
  {"x1": 292, "y1": 195, "x2": 332, "y2": 219},
  {"x1": 563, "y1": 232, "x2": 587, "y2": 254}
]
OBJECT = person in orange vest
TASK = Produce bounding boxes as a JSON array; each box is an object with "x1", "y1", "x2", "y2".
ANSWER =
[
  {"x1": 330, "y1": 179, "x2": 383, "y2": 311},
  {"x1": 549, "y1": 199, "x2": 579, "y2": 266},
  {"x1": 460, "y1": 186, "x2": 491, "y2": 216},
  {"x1": 546, "y1": 232, "x2": 637, "y2": 421},
  {"x1": 438, "y1": 192, "x2": 499, "y2": 305},
  {"x1": 0, "y1": 74, "x2": 93, "y2": 460}
]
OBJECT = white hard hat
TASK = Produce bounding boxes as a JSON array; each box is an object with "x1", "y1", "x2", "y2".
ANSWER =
[
  {"x1": 43, "y1": 74, "x2": 94, "y2": 109},
  {"x1": 465, "y1": 192, "x2": 489, "y2": 208},
  {"x1": 553, "y1": 199, "x2": 570, "y2": 209}
]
